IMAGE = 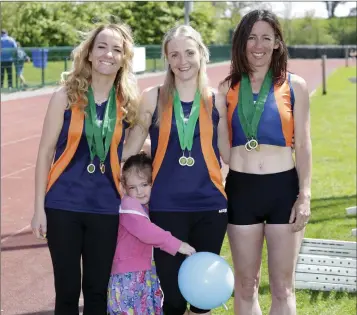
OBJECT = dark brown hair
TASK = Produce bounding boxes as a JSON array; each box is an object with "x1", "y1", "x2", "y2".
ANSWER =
[
  {"x1": 122, "y1": 152, "x2": 152, "y2": 186},
  {"x1": 223, "y1": 9, "x2": 288, "y2": 88}
]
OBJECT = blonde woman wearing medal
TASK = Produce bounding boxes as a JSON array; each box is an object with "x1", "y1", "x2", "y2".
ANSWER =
[
  {"x1": 122, "y1": 25, "x2": 230, "y2": 315},
  {"x1": 219, "y1": 9, "x2": 312, "y2": 315},
  {"x1": 30, "y1": 23, "x2": 139, "y2": 315}
]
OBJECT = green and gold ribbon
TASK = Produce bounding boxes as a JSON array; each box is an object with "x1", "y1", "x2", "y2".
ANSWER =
[
  {"x1": 85, "y1": 86, "x2": 117, "y2": 173},
  {"x1": 238, "y1": 69, "x2": 272, "y2": 150},
  {"x1": 173, "y1": 90, "x2": 200, "y2": 166}
]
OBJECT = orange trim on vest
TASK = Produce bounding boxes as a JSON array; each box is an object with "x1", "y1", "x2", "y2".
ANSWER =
[
  {"x1": 152, "y1": 92, "x2": 172, "y2": 183},
  {"x1": 110, "y1": 99, "x2": 124, "y2": 197},
  {"x1": 226, "y1": 83, "x2": 240, "y2": 146},
  {"x1": 46, "y1": 106, "x2": 83, "y2": 192},
  {"x1": 46, "y1": 97, "x2": 123, "y2": 195},
  {"x1": 199, "y1": 96, "x2": 227, "y2": 199},
  {"x1": 227, "y1": 79, "x2": 294, "y2": 147},
  {"x1": 274, "y1": 80, "x2": 294, "y2": 146},
  {"x1": 152, "y1": 93, "x2": 226, "y2": 199}
]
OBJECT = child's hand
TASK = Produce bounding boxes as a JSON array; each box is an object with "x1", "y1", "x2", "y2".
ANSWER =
[{"x1": 178, "y1": 242, "x2": 196, "y2": 256}]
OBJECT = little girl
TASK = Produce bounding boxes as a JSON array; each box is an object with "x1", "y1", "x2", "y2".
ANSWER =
[{"x1": 107, "y1": 152, "x2": 196, "y2": 315}]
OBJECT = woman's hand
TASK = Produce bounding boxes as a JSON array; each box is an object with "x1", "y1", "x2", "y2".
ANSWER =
[
  {"x1": 31, "y1": 207, "x2": 47, "y2": 240},
  {"x1": 289, "y1": 195, "x2": 311, "y2": 232}
]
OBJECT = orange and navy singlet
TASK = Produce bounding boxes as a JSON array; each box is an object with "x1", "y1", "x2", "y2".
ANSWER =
[
  {"x1": 148, "y1": 92, "x2": 227, "y2": 212},
  {"x1": 227, "y1": 73, "x2": 295, "y2": 147},
  {"x1": 45, "y1": 101, "x2": 127, "y2": 215}
]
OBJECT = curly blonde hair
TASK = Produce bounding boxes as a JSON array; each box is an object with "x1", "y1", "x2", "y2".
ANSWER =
[
  {"x1": 61, "y1": 22, "x2": 139, "y2": 127},
  {"x1": 157, "y1": 24, "x2": 211, "y2": 125}
]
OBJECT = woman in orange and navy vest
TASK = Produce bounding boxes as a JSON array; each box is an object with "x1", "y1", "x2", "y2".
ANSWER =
[
  {"x1": 30, "y1": 23, "x2": 139, "y2": 315},
  {"x1": 219, "y1": 10, "x2": 312, "y2": 315},
  {"x1": 122, "y1": 25, "x2": 230, "y2": 315}
]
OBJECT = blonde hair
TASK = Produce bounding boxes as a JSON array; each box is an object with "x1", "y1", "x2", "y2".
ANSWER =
[
  {"x1": 61, "y1": 23, "x2": 139, "y2": 127},
  {"x1": 157, "y1": 24, "x2": 211, "y2": 125}
]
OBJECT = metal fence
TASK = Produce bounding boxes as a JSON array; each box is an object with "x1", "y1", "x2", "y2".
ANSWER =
[{"x1": 1, "y1": 45, "x2": 356, "y2": 93}]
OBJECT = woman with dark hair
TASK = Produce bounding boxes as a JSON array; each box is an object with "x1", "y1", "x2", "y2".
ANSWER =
[{"x1": 219, "y1": 9, "x2": 311, "y2": 315}]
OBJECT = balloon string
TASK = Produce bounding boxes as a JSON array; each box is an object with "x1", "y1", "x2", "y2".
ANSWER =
[{"x1": 222, "y1": 303, "x2": 228, "y2": 311}]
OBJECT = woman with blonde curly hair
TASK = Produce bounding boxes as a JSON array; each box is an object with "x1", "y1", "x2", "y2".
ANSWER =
[
  {"x1": 30, "y1": 22, "x2": 139, "y2": 315},
  {"x1": 123, "y1": 24, "x2": 230, "y2": 315}
]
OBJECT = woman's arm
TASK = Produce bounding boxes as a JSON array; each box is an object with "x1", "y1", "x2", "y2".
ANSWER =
[
  {"x1": 290, "y1": 74, "x2": 312, "y2": 232},
  {"x1": 292, "y1": 75, "x2": 312, "y2": 199},
  {"x1": 216, "y1": 84, "x2": 231, "y2": 164},
  {"x1": 31, "y1": 87, "x2": 67, "y2": 238},
  {"x1": 122, "y1": 87, "x2": 157, "y2": 162}
]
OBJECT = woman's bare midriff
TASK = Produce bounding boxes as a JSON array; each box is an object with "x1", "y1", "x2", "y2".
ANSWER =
[{"x1": 229, "y1": 145, "x2": 295, "y2": 174}]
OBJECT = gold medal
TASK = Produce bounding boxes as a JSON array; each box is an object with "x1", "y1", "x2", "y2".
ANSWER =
[
  {"x1": 186, "y1": 156, "x2": 195, "y2": 167},
  {"x1": 249, "y1": 139, "x2": 258, "y2": 150},
  {"x1": 245, "y1": 141, "x2": 252, "y2": 151},
  {"x1": 100, "y1": 162, "x2": 105, "y2": 174},
  {"x1": 245, "y1": 139, "x2": 258, "y2": 151},
  {"x1": 87, "y1": 163, "x2": 95, "y2": 174},
  {"x1": 179, "y1": 156, "x2": 187, "y2": 166}
]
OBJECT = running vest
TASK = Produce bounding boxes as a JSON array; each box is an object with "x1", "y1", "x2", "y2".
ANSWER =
[
  {"x1": 227, "y1": 73, "x2": 295, "y2": 147},
  {"x1": 148, "y1": 89, "x2": 227, "y2": 212},
  {"x1": 45, "y1": 97, "x2": 126, "y2": 214}
]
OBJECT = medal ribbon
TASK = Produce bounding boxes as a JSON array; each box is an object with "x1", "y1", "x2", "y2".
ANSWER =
[
  {"x1": 173, "y1": 90, "x2": 200, "y2": 152},
  {"x1": 85, "y1": 86, "x2": 117, "y2": 165},
  {"x1": 238, "y1": 69, "x2": 272, "y2": 141}
]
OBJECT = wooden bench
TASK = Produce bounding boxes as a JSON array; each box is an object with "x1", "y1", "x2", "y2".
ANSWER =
[{"x1": 295, "y1": 238, "x2": 357, "y2": 292}]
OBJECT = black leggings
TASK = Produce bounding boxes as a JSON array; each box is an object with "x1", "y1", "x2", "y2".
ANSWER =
[
  {"x1": 46, "y1": 208, "x2": 119, "y2": 315},
  {"x1": 150, "y1": 210, "x2": 228, "y2": 315}
]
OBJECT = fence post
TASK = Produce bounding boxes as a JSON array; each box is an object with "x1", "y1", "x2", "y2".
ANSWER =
[
  {"x1": 345, "y1": 47, "x2": 349, "y2": 67},
  {"x1": 322, "y1": 54, "x2": 327, "y2": 95},
  {"x1": 41, "y1": 48, "x2": 45, "y2": 87},
  {"x1": 15, "y1": 50, "x2": 19, "y2": 90}
]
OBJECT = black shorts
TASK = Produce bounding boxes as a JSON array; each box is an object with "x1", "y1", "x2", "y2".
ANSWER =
[
  {"x1": 225, "y1": 168, "x2": 299, "y2": 225},
  {"x1": 150, "y1": 210, "x2": 228, "y2": 315}
]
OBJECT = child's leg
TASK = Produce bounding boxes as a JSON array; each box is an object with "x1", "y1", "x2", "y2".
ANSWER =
[
  {"x1": 19, "y1": 74, "x2": 25, "y2": 85},
  {"x1": 107, "y1": 274, "x2": 125, "y2": 315}
]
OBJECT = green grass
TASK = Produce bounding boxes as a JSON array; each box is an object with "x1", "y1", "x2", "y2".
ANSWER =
[
  {"x1": 213, "y1": 67, "x2": 357, "y2": 315},
  {"x1": 1, "y1": 58, "x2": 164, "y2": 92}
]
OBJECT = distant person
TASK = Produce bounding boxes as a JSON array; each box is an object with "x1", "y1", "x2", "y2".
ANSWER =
[
  {"x1": 349, "y1": 49, "x2": 357, "y2": 59},
  {"x1": 1, "y1": 29, "x2": 17, "y2": 89},
  {"x1": 16, "y1": 42, "x2": 30, "y2": 89}
]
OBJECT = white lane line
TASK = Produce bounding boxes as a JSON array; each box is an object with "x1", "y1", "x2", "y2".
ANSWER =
[
  {"x1": 1, "y1": 135, "x2": 40, "y2": 147},
  {"x1": 1, "y1": 224, "x2": 31, "y2": 244},
  {"x1": 1, "y1": 164, "x2": 35, "y2": 179}
]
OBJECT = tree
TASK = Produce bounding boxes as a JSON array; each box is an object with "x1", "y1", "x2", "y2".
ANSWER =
[{"x1": 324, "y1": 1, "x2": 344, "y2": 19}]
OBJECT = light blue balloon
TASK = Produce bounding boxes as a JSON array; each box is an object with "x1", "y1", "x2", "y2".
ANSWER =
[{"x1": 178, "y1": 252, "x2": 234, "y2": 310}]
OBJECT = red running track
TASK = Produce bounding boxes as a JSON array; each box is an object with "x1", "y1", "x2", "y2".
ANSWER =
[{"x1": 1, "y1": 59, "x2": 354, "y2": 315}]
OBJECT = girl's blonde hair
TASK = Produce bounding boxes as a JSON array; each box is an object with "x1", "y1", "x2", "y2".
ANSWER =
[
  {"x1": 62, "y1": 23, "x2": 139, "y2": 126},
  {"x1": 157, "y1": 25, "x2": 211, "y2": 125}
]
